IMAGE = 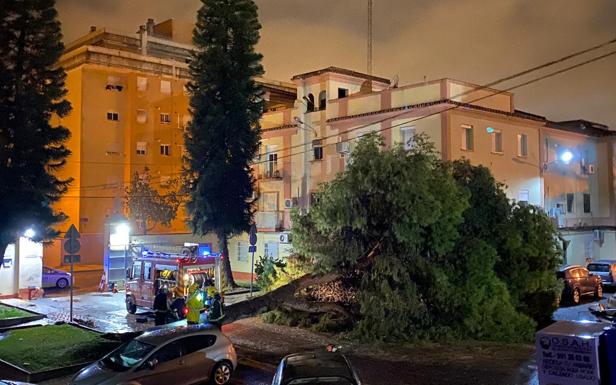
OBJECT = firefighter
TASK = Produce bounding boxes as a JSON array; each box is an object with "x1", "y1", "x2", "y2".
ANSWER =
[
  {"x1": 153, "y1": 288, "x2": 169, "y2": 326},
  {"x1": 185, "y1": 283, "x2": 204, "y2": 325},
  {"x1": 206, "y1": 288, "x2": 225, "y2": 327}
]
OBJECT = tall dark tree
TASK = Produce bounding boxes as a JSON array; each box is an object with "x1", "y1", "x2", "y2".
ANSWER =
[
  {"x1": 0, "y1": 0, "x2": 71, "y2": 265},
  {"x1": 185, "y1": 0, "x2": 264, "y2": 287}
]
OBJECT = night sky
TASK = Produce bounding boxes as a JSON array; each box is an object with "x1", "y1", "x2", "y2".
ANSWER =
[{"x1": 57, "y1": 0, "x2": 616, "y2": 128}]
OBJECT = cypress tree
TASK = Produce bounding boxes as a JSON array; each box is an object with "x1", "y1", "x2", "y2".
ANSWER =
[
  {"x1": 185, "y1": 0, "x2": 265, "y2": 287},
  {"x1": 0, "y1": 0, "x2": 71, "y2": 264}
]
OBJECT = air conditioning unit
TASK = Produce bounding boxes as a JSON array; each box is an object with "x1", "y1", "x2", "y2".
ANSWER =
[
  {"x1": 336, "y1": 141, "x2": 350, "y2": 154},
  {"x1": 284, "y1": 198, "x2": 297, "y2": 209},
  {"x1": 586, "y1": 164, "x2": 596, "y2": 174},
  {"x1": 279, "y1": 233, "x2": 291, "y2": 244},
  {"x1": 594, "y1": 229, "x2": 604, "y2": 242}
]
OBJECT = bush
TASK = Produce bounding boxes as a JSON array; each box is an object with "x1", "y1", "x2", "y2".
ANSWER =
[{"x1": 254, "y1": 256, "x2": 286, "y2": 291}]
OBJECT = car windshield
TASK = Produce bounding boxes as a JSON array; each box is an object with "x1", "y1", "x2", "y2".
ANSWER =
[
  {"x1": 102, "y1": 340, "x2": 155, "y2": 371},
  {"x1": 288, "y1": 378, "x2": 355, "y2": 385},
  {"x1": 588, "y1": 264, "x2": 611, "y2": 272}
]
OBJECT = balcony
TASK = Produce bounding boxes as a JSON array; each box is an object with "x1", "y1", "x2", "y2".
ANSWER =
[
  {"x1": 256, "y1": 211, "x2": 284, "y2": 231},
  {"x1": 258, "y1": 168, "x2": 283, "y2": 180}
]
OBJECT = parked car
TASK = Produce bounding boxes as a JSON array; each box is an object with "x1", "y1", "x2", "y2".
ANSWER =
[
  {"x1": 272, "y1": 352, "x2": 361, "y2": 385},
  {"x1": 42, "y1": 266, "x2": 72, "y2": 289},
  {"x1": 587, "y1": 260, "x2": 616, "y2": 287},
  {"x1": 1, "y1": 380, "x2": 36, "y2": 385},
  {"x1": 557, "y1": 265, "x2": 603, "y2": 305},
  {"x1": 70, "y1": 324, "x2": 236, "y2": 385}
]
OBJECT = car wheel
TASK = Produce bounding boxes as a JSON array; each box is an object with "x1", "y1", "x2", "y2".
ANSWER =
[
  {"x1": 572, "y1": 288, "x2": 581, "y2": 304},
  {"x1": 56, "y1": 278, "x2": 69, "y2": 289},
  {"x1": 595, "y1": 284, "x2": 603, "y2": 299},
  {"x1": 126, "y1": 296, "x2": 137, "y2": 314},
  {"x1": 210, "y1": 361, "x2": 232, "y2": 385}
]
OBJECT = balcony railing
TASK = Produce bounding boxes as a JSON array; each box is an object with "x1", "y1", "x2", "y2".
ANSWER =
[
  {"x1": 256, "y1": 211, "x2": 284, "y2": 230},
  {"x1": 258, "y1": 168, "x2": 283, "y2": 180}
]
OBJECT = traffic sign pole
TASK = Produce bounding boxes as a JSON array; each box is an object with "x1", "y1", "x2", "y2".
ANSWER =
[
  {"x1": 63, "y1": 224, "x2": 81, "y2": 323},
  {"x1": 249, "y1": 224, "x2": 257, "y2": 297}
]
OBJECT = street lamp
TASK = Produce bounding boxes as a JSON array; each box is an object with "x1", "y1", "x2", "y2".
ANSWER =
[
  {"x1": 23, "y1": 228, "x2": 35, "y2": 238},
  {"x1": 560, "y1": 150, "x2": 574, "y2": 164}
]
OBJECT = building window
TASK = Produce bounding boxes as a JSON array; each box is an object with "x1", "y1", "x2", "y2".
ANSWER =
[
  {"x1": 305, "y1": 93, "x2": 315, "y2": 112},
  {"x1": 137, "y1": 77, "x2": 148, "y2": 91},
  {"x1": 160, "y1": 113, "x2": 171, "y2": 124},
  {"x1": 566, "y1": 193, "x2": 574, "y2": 213},
  {"x1": 584, "y1": 193, "x2": 591, "y2": 213},
  {"x1": 160, "y1": 80, "x2": 171, "y2": 95},
  {"x1": 264, "y1": 242, "x2": 279, "y2": 259},
  {"x1": 136, "y1": 109, "x2": 147, "y2": 124},
  {"x1": 491, "y1": 130, "x2": 503, "y2": 153},
  {"x1": 318, "y1": 91, "x2": 326, "y2": 110},
  {"x1": 312, "y1": 140, "x2": 323, "y2": 160},
  {"x1": 136, "y1": 142, "x2": 147, "y2": 155},
  {"x1": 160, "y1": 144, "x2": 170, "y2": 156},
  {"x1": 267, "y1": 153, "x2": 278, "y2": 177},
  {"x1": 401, "y1": 126, "x2": 416, "y2": 150},
  {"x1": 338, "y1": 88, "x2": 349, "y2": 98},
  {"x1": 461, "y1": 125, "x2": 474, "y2": 151},
  {"x1": 517, "y1": 134, "x2": 528, "y2": 157},
  {"x1": 237, "y1": 241, "x2": 248, "y2": 262},
  {"x1": 518, "y1": 189, "x2": 529, "y2": 202},
  {"x1": 107, "y1": 112, "x2": 119, "y2": 121},
  {"x1": 106, "y1": 76, "x2": 123, "y2": 91}
]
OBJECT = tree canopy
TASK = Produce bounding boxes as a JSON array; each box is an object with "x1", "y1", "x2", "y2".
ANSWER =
[
  {"x1": 184, "y1": 0, "x2": 265, "y2": 286},
  {"x1": 291, "y1": 134, "x2": 561, "y2": 342},
  {"x1": 0, "y1": 0, "x2": 71, "y2": 263}
]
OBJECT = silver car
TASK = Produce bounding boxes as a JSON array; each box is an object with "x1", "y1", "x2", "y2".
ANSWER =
[
  {"x1": 587, "y1": 260, "x2": 616, "y2": 287},
  {"x1": 42, "y1": 266, "x2": 72, "y2": 289},
  {"x1": 70, "y1": 324, "x2": 237, "y2": 385}
]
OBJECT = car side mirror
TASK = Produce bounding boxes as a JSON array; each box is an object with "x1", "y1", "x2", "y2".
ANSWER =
[{"x1": 146, "y1": 358, "x2": 158, "y2": 370}]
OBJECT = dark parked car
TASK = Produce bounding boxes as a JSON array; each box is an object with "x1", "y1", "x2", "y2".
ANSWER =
[
  {"x1": 557, "y1": 265, "x2": 603, "y2": 305},
  {"x1": 587, "y1": 260, "x2": 616, "y2": 287},
  {"x1": 272, "y1": 352, "x2": 361, "y2": 385}
]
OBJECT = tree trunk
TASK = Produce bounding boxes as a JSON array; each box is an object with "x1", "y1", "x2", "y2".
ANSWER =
[
  {"x1": 222, "y1": 272, "x2": 340, "y2": 324},
  {"x1": 218, "y1": 231, "x2": 237, "y2": 288}
]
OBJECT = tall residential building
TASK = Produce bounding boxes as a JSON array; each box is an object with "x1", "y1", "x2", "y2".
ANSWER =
[
  {"x1": 48, "y1": 19, "x2": 296, "y2": 271},
  {"x1": 50, "y1": 20, "x2": 615, "y2": 278}
]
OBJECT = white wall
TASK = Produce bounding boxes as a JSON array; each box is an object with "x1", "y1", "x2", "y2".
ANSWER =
[{"x1": 0, "y1": 244, "x2": 16, "y2": 296}]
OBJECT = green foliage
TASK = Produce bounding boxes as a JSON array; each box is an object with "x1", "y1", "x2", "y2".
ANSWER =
[
  {"x1": 184, "y1": 0, "x2": 265, "y2": 286},
  {"x1": 0, "y1": 0, "x2": 72, "y2": 262},
  {"x1": 125, "y1": 167, "x2": 180, "y2": 234},
  {"x1": 255, "y1": 256, "x2": 286, "y2": 290},
  {"x1": 293, "y1": 136, "x2": 560, "y2": 342}
]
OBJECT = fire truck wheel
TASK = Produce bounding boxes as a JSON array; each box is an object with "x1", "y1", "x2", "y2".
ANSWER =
[{"x1": 126, "y1": 296, "x2": 137, "y2": 314}]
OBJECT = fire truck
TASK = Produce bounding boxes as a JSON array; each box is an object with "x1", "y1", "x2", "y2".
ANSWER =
[{"x1": 125, "y1": 248, "x2": 221, "y2": 316}]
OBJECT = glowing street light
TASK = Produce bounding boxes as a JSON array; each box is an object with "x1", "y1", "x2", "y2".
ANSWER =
[
  {"x1": 560, "y1": 150, "x2": 574, "y2": 164},
  {"x1": 23, "y1": 228, "x2": 35, "y2": 238}
]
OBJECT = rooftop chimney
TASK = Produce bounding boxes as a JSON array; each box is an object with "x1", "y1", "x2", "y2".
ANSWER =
[
  {"x1": 146, "y1": 18, "x2": 155, "y2": 35},
  {"x1": 90, "y1": 26, "x2": 96, "y2": 32}
]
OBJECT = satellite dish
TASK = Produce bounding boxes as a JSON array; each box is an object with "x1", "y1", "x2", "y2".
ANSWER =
[{"x1": 388, "y1": 74, "x2": 399, "y2": 89}]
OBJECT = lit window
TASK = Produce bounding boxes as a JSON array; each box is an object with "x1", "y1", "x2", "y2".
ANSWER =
[
  {"x1": 237, "y1": 241, "x2": 248, "y2": 262},
  {"x1": 107, "y1": 112, "x2": 119, "y2": 121},
  {"x1": 136, "y1": 142, "x2": 147, "y2": 155},
  {"x1": 517, "y1": 134, "x2": 528, "y2": 157},
  {"x1": 136, "y1": 109, "x2": 147, "y2": 124},
  {"x1": 401, "y1": 126, "x2": 416, "y2": 150},
  {"x1": 491, "y1": 130, "x2": 503, "y2": 153},
  {"x1": 160, "y1": 80, "x2": 171, "y2": 95},
  {"x1": 160, "y1": 113, "x2": 171, "y2": 124},
  {"x1": 137, "y1": 77, "x2": 148, "y2": 91},
  {"x1": 584, "y1": 193, "x2": 591, "y2": 213},
  {"x1": 461, "y1": 125, "x2": 474, "y2": 151},
  {"x1": 160, "y1": 144, "x2": 170, "y2": 156}
]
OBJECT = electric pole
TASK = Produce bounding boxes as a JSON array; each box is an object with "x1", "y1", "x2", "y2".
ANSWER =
[{"x1": 367, "y1": 0, "x2": 373, "y2": 75}]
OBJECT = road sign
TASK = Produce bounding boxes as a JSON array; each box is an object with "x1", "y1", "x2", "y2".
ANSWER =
[
  {"x1": 64, "y1": 238, "x2": 80, "y2": 254},
  {"x1": 65, "y1": 224, "x2": 81, "y2": 239},
  {"x1": 249, "y1": 224, "x2": 257, "y2": 246},
  {"x1": 248, "y1": 245, "x2": 257, "y2": 253}
]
